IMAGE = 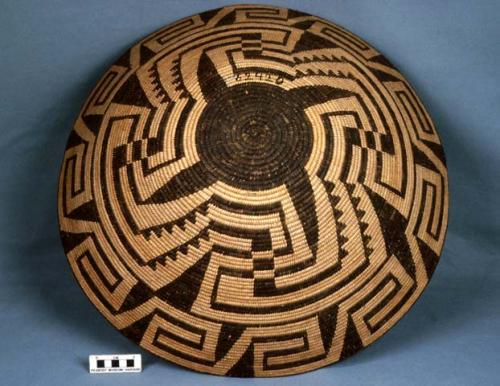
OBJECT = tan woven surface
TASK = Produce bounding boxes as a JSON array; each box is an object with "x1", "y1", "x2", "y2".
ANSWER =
[{"x1": 58, "y1": 5, "x2": 448, "y2": 377}]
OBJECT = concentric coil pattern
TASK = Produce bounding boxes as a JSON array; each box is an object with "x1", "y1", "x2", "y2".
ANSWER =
[{"x1": 58, "y1": 5, "x2": 448, "y2": 377}]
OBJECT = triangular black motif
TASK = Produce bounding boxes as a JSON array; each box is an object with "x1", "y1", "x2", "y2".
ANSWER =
[
  {"x1": 318, "y1": 303, "x2": 338, "y2": 351},
  {"x1": 227, "y1": 343, "x2": 254, "y2": 377},
  {"x1": 369, "y1": 54, "x2": 397, "y2": 70},
  {"x1": 287, "y1": 8, "x2": 310, "y2": 19},
  {"x1": 139, "y1": 44, "x2": 156, "y2": 66},
  {"x1": 120, "y1": 313, "x2": 155, "y2": 344},
  {"x1": 146, "y1": 162, "x2": 216, "y2": 204},
  {"x1": 155, "y1": 252, "x2": 211, "y2": 312},
  {"x1": 59, "y1": 231, "x2": 91, "y2": 254},
  {"x1": 422, "y1": 140, "x2": 447, "y2": 166},
  {"x1": 65, "y1": 200, "x2": 99, "y2": 222},
  {"x1": 114, "y1": 49, "x2": 131, "y2": 68},
  {"x1": 118, "y1": 281, "x2": 155, "y2": 313},
  {"x1": 65, "y1": 129, "x2": 89, "y2": 149},
  {"x1": 81, "y1": 114, "x2": 103, "y2": 135},
  {"x1": 417, "y1": 237, "x2": 440, "y2": 279},
  {"x1": 340, "y1": 317, "x2": 363, "y2": 360},
  {"x1": 113, "y1": 73, "x2": 153, "y2": 108},
  {"x1": 199, "y1": 8, "x2": 220, "y2": 24},
  {"x1": 215, "y1": 11, "x2": 236, "y2": 27},
  {"x1": 365, "y1": 187, "x2": 416, "y2": 279},
  {"x1": 215, "y1": 323, "x2": 246, "y2": 362},
  {"x1": 293, "y1": 31, "x2": 338, "y2": 52},
  {"x1": 412, "y1": 143, "x2": 440, "y2": 173},
  {"x1": 197, "y1": 52, "x2": 228, "y2": 101}
]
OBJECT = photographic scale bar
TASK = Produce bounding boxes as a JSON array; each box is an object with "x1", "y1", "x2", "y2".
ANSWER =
[{"x1": 89, "y1": 354, "x2": 142, "y2": 373}]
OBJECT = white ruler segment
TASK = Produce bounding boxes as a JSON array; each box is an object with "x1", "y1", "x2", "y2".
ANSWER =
[{"x1": 89, "y1": 354, "x2": 142, "y2": 374}]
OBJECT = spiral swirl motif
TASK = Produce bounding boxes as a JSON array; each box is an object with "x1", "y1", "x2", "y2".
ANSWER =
[{"x1": 58, "y1": 5, "x2": 448, "y2": 377}]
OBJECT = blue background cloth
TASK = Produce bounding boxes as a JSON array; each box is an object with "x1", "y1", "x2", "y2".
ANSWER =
[{"x1": 1, "y1": 1, "x2": 499, "y2": 385}]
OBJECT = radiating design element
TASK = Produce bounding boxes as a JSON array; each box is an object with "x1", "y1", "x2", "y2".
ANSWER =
[{"x1": 58, "y1": 5, "x2": 448, "y2": 377}]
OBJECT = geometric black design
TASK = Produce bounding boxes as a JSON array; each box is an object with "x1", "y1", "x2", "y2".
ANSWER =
[{"x1": 58, "y1": 5, "x2": 449, "y2": 377}]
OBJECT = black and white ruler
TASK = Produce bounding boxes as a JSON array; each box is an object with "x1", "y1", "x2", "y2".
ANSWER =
[{"x1": 89, "y1": 354, "x2": 142, "y2": 373}]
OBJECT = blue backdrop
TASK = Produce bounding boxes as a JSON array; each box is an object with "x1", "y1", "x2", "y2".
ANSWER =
[{"x1": 1, "y1": 1, "x2": 499, "y2": 385}]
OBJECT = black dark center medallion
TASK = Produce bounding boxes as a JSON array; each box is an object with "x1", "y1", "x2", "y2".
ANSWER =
[{"x1": 196, "y1": 83, "x2": 313, "y2": 190}]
